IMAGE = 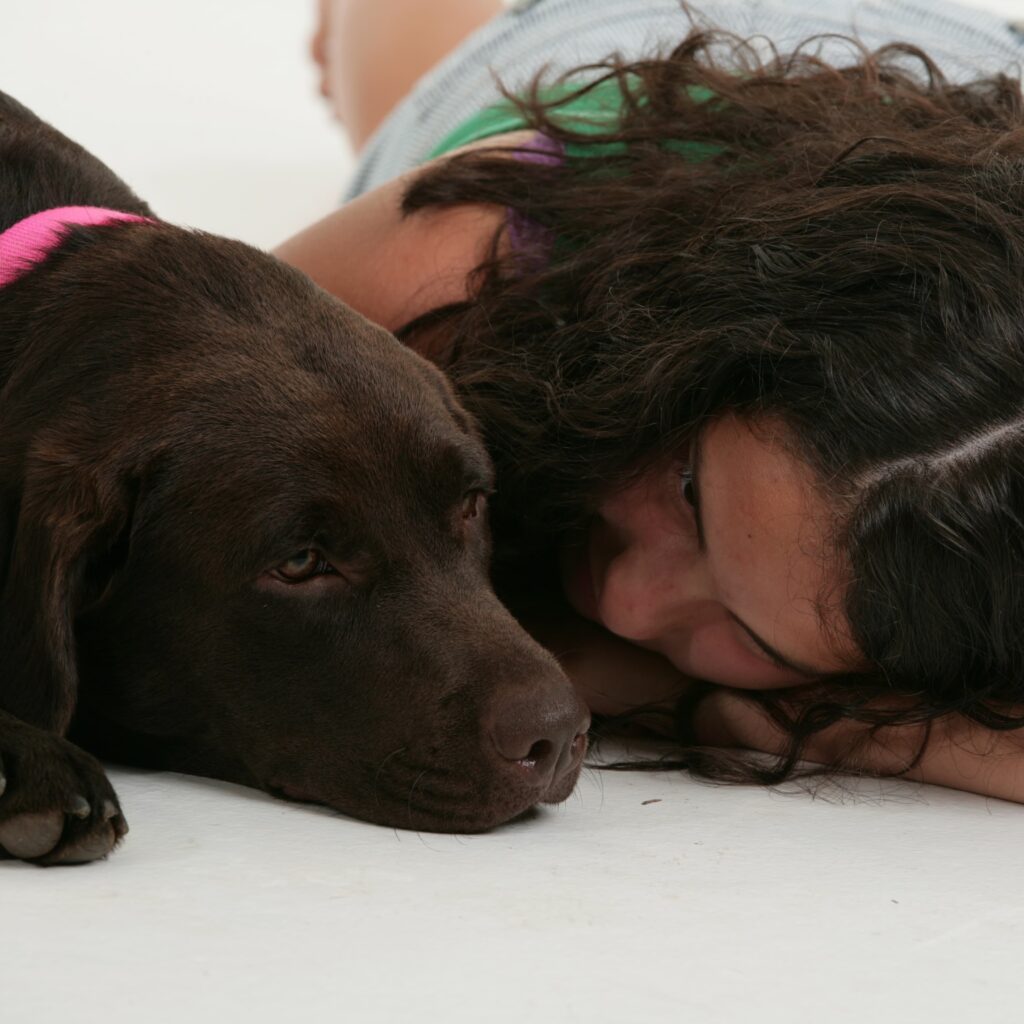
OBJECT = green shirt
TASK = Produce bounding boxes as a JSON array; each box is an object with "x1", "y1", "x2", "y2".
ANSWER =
[{"x1": 428, "y1": 75, "x2": 722, "y2": 163}]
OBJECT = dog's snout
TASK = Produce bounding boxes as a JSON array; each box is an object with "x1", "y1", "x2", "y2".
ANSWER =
[{"x1": 488, "y1": 685, "x2": 591, "y2": 789}]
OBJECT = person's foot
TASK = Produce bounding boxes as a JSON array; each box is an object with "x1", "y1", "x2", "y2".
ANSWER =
[
  {"x1": 309, "y1": 0, "x2": 503, "y2": 149},
  {"x1": 310, "y1": 0, "x2": 333, "y2": 101}
]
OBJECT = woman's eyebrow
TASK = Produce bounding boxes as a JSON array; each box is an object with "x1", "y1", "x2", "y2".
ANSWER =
[{"x1": 689, "y1": 433, "x2": 827, "y2": 679}]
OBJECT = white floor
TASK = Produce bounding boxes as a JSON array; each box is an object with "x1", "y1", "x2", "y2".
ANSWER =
[{"x1": 4, "y1": 3, "x2": 1024, "y2": 1022}]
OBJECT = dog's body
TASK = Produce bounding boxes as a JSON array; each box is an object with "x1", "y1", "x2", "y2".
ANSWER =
[{"x1": 0, "y1": 92, "x2": 587, "y2": 864}]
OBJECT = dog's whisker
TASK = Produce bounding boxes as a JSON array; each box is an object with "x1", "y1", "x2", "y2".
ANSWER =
[
  {"x1": 406, "y1": 768, "x2": 431, "y2": 827},
  {"x1": 372, "y1": 762, "x2": 481, "y2": 804},
  {"x1": 372, "y1": 746, "x2": 409, "y2": 808}
]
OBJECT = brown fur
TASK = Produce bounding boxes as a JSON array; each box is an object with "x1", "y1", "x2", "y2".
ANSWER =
[{"x1": 0, "y1": 90, "x2": 588, "y2": 865}]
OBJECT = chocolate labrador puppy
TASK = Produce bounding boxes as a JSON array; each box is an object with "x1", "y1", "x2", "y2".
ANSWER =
[{"x1": 0, "y1": 91, "x2": 589, "y2": 865}]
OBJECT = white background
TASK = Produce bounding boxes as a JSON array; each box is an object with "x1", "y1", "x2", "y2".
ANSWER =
[
  {"x1": 3, "y1": 3, "x2": 1024, "y2": 1023},
  {"x1": 6, "y1": 0, "x2": 350, "y2": 249}
]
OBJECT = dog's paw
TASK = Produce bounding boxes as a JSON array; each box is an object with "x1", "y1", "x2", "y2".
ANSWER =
[{"x1": 0, "y1": 716, "x2": 127, "y2": 865}]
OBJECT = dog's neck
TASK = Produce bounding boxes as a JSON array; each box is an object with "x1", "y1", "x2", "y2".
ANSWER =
[{"x1": 0, "y1": 206, "x2": 151, "y2": 287}]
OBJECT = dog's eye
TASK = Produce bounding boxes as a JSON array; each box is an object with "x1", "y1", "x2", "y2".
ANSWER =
[
  {"x1": 271, "y1": 549, "x2": 336, "y2": 583},
  {"x1": 462, "y1": 490, "x2": 487, "y2": 520}
]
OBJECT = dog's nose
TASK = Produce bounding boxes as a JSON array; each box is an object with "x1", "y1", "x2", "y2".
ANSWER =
[{"x1": 488, "y1": 686, "x2": 591, "y2": 788}]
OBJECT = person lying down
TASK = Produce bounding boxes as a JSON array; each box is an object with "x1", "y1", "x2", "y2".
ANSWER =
[{"x1": 277, "y1": 0, "x2": 1024, "y2": 802}]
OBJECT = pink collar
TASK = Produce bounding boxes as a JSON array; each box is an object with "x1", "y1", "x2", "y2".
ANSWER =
[{"x1": 0, "y1": 206, "x2": 152, "y2": 286}]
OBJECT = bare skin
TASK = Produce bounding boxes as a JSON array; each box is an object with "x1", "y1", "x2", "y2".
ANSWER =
[
  {"x1": 312, "y1": 0, "x2": 502, "y2": 149},
  {"x1": 276, "y1": 0, "x2": 1024, "y2": 802},
  {"x1": 560, "y1": 416, "x2": 861, "y2": 691},
  {"x1": 274, "y1": 130, "x2": 533, "y2": 336}
]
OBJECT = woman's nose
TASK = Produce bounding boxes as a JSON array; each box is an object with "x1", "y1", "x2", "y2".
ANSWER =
[{"x1": 597, "y1": 540, "x2": 709, "y2": 642}]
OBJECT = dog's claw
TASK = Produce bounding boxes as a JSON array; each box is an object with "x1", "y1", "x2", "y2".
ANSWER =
[
  {"x1": 0, "y1": 809, "x2": 63, "y2": 859},
  {"x1": 68, "y1": 794, "x2": 91, "y2": 819},
  {"x1": 0, "y1": 714, "x2": 125, "y2": 864},
  {"x1": 41, "y1": 825, "x2": 117, "y2": 866},
  {"x1": 100, "y1": 799, "x2": 128, "y2": 839}
]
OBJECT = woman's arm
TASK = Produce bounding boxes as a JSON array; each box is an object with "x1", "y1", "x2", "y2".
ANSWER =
[
  {"x1": 273, "y1": 173, "x2": 500, "y2": 335},
  {"x1": 691, "y1": 687, "x2": 1024, "y2": 803},
  {"x1": 523, "y1": 611, "x2": 696, "y2": 729},
  {"x1": 519, "y1": 616, "x2": 1024, "y2": 802},
  {"x1": 273, "y1": 131, "x2": 535, "y2": 341}
]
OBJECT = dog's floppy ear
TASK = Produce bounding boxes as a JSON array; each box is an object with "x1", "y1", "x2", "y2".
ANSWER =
[{"x1": 0, "y1": 442, "x2": 138, "y2": 735}]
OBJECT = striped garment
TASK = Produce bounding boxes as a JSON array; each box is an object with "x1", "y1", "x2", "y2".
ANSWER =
[{"x1": 343, "y1": 0, "x2": 1024, "y2": 200}]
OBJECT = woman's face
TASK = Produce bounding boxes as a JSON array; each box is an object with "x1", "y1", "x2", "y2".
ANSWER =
[{"x1": 559, "y1": 414, "x2": 862, "y2": 689}]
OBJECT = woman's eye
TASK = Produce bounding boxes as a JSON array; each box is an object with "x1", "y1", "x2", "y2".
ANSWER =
[
  {"x1": 733, "y1": 627, "x2": 797, "y2": 675},
  {"x1": 272, "y1": 549, "x2": 335, "y2": 583},
  {"x1": 743, "y1": 638, "x2": 788, "y2": 671},
  {"x1": 679, "y1": 468, "x2": 696, "y2": 508}
]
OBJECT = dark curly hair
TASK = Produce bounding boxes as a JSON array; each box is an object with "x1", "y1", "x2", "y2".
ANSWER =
[{"x1": 398, "y1": 18, "x2": 1024, "y2": 786}]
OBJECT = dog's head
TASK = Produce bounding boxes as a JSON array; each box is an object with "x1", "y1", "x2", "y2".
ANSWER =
[{"x1": 0, "y1": 223, "x2": 589, "y2": 832}]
